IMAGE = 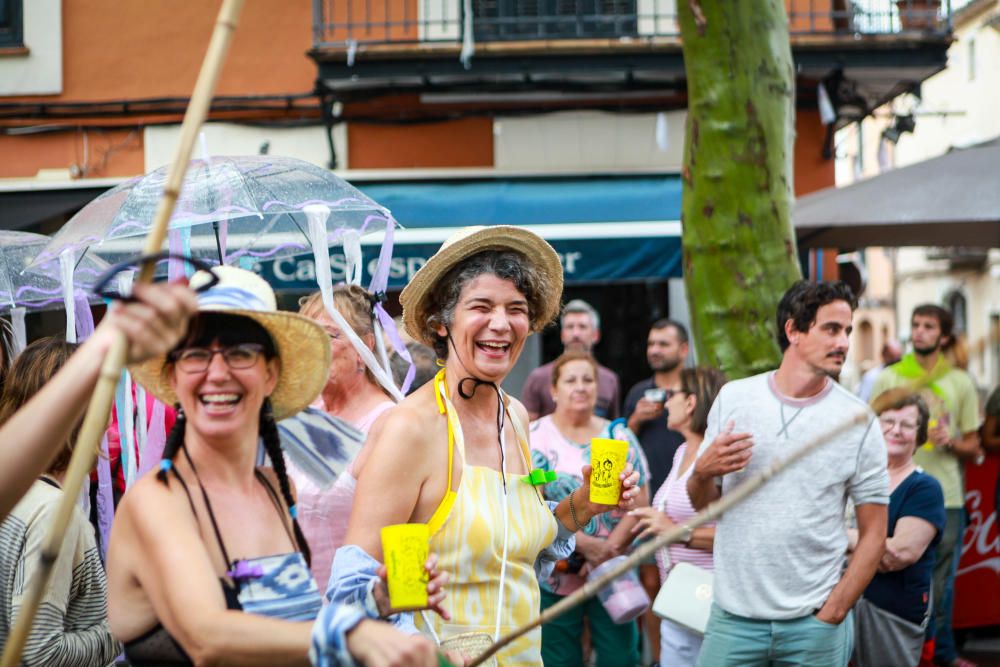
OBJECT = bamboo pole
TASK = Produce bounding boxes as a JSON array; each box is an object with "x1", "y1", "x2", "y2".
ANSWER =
[
  {"x1": 467, "y1": 378, "x2": 940, "y2": 667},
  {"x1": 0, "y1": 2, "x2": 245, "y2": 665}
]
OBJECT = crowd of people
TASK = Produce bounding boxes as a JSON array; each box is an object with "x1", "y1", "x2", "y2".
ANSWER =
[{"x1": 0, "y1": 224, "x2": 995, "y2": 667}]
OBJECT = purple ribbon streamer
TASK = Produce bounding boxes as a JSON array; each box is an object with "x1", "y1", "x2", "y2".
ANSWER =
[
  {"x1": 95, "y1": 434, "x2": 114, "y2": 562},
  {"x1": 367, "y1": 220, "x2": 414, "y2": 394},
  {"x1": 137, "y1": 398, "x2": 168, "y2": 478},
  {"x1": 74, "y1": 292, "x2": 95, "y2": 341}
]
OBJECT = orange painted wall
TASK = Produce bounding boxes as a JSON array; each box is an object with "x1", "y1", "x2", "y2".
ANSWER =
[
  {"x1": 0, "y1": 129, "x2": 144, "y2": 178},
  {"x1": 793, "y1": 109, "x2": 835, "y2": 196},
  {"x1": 347, "y1": 117, "x2": 494, "y2": 168},
  {"x1": 9, "y1": 0, "x2": 315, "y2": 104}
]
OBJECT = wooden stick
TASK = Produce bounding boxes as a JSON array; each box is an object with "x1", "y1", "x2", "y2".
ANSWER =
[
  {"x1": 467, "y1": 375, "x2": 940, "y2": 667},
  {"x1": 0, "y1": 2, "x2": 245, "y2": 665}
]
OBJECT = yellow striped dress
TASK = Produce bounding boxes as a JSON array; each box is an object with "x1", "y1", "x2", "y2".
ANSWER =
[{"x1": 415, "y1": 370, "x2": 558, "y2": 665}]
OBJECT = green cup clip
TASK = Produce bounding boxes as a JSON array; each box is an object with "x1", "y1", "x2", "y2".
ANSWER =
[{"x1": 521, "y1": 469, "x2": 557, "y2": 486}]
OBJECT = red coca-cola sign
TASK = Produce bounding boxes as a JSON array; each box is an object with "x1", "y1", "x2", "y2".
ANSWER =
[{"x1": 954, "y1": 454, "x2": 1000, "y2": 629}]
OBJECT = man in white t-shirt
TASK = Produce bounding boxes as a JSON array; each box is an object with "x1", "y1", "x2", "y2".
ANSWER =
[{"x1": 688, "y1": 280, "x2": 889, "y2": 667}]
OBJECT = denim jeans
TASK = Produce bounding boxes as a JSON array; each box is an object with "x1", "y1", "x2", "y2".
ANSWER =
[
  {"x1": 932, "y1": 508, "x2": 966, "y2": 663},
  {"x1": 697, "y1": 604, "x2": 854, "y2": 667}
]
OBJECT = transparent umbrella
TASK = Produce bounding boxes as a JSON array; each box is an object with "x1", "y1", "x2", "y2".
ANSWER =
[
  {"x1": 28, "y1": 155, "x2": 396, "y2": 270},
  {"x1": 0, "y1": 230, "x2": 111, "y2": 350}
]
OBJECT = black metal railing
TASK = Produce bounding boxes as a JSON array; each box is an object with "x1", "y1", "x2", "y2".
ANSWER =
[{"x1": 313, "y1": 0, "x2": 954, "y2": 49}]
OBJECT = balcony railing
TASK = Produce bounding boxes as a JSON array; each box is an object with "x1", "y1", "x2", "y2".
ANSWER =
[{"x1": 313, "y1": 0, "x2": 954, "y2": 49}]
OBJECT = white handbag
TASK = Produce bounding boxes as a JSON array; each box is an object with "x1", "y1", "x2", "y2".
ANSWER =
[{"x1": 652, "y1": 562, "x2": 714, "y2": 635}]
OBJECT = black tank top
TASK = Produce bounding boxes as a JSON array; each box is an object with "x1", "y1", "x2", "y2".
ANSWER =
[{"x1": 123, "y1": 448, "x2": 303, "y2": 666}]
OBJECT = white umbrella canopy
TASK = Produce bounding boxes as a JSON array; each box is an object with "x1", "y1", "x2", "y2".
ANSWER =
[{"x1": 795, "y1": 138, "x2": 1000, "y2": 248}]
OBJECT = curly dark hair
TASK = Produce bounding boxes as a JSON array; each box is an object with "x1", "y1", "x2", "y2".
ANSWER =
[
  {"x1": 425, "y1": 250, "x2": 549, "y2": 360},
  {"x1": 775, "y1": 280, "x2": 857, "y2": 352}
]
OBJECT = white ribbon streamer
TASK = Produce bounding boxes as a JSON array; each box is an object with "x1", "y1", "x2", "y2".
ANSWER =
[
  {"x1": 460, "y1": 0, "x2": 475, "y2": 68},
  {"x1": 304, "y1": 204, "x2": 403, "y2": 402},
  {"x1": 10, "y1": 307, "x2": 26, "y2": 357},
  {"x1": 342, "y1": 230, "x2": 364, "y2": 288},
  {"x1": 59, "y1": 249, "x2": 76, "y2": 343}
]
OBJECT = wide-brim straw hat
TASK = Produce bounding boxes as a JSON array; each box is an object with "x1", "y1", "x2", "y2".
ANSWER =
[
  {"x1": 129, "y1": 266, "x2": 330, "y2": 421},
  {"x1": 400, "y1": 225, "x2": 564, "y2": 348}
]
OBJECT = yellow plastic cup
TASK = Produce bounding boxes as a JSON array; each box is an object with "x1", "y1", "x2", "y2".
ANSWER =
[
  {"x1": 381, "y1": 523, "x2": 430, "y2": 611},
  {"x1": 589, "y1": 438, "x2": 629, "y2": 505}
]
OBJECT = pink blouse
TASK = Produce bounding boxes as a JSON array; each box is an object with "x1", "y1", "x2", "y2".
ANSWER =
[{"x1": 652, "y1": 443, "x2": 715, "y2": 584}]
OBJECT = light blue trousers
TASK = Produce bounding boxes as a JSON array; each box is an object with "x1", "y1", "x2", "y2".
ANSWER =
[{"x1": 696, "y1": 604, "x2": 854, "y2": 667}]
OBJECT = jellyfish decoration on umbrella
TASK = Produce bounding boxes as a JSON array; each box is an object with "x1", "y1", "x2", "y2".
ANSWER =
[
  {"x1": 0, "y1": 230, "x2": 112, "y2": 353},
  {"x1": 28, "y1": 154, "x2": 412, "y2": 491}
]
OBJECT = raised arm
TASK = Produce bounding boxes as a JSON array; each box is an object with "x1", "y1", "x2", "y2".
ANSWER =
[
  {"x1": 688, "y1": 428, "x2": 753, "y2": 510},
  {"x1": 0, "y1": 283, "x2": 196, "y2": 519}
]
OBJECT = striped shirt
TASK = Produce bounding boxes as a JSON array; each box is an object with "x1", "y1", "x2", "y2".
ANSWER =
[
  {"x1": 0, "y1": 479, "x2": 120, "y2": 667},
  {"x1": 653, "y1": 443, "x2": 715, "y2": 584}
]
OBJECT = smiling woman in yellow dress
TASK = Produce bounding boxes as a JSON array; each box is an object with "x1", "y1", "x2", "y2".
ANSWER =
[{"x1": 328, "y1": 226, "x2": 642, "y2": 665}]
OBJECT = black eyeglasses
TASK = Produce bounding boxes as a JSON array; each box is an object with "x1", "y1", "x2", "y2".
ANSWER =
[
  {"x1": 91, "y1": 252, "x2": 219, "y2": 302},
  {"x1": 170, "y1": 344, "x2": 266, "y2": 373}
]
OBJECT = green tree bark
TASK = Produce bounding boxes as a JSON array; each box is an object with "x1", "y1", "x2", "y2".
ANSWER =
[{"x1": 678, "y1": 0, "x2": 802, "y2": 379}]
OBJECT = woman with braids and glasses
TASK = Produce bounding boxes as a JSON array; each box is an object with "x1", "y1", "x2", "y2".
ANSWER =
[
  {"x1": 107, "y1": 267, "x2": 444, "y2": 667},
  {"x1": 293, "y1": 287, "x2": 397, "y2": 592}
]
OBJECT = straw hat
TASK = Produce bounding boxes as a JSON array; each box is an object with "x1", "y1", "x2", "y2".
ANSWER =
[
  {"x1": 400, "y1": 225, "x2": 563, "y2": 348},
  {"x1": 129, "y1": 266, "x2": 330, "y2": 421}
]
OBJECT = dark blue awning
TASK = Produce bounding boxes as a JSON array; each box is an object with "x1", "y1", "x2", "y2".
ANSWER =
[{"x1": 256, "y1": 175, "x2": 683, "y2": 289}]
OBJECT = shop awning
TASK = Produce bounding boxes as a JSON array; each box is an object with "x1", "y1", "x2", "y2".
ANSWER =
[
  {"x1": 256, "y1": 175, "x2": 683, "y2": 289},
  {"x1": 794, "y1": 139, "x2": 1000, "y2": 248}
]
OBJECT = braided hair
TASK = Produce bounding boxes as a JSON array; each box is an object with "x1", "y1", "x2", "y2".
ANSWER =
[
  {"x1": 258, "y1": 398, "x2": 311, "y2": 566},
  {"x1": 155, "y1": 312, "x2": 311, "y2": 564}
]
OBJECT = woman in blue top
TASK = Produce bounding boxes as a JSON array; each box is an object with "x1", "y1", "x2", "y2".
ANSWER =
[
  {"x1": 109, "y1": 267, "x2": 442, "y2": 667},
  {"x1": 850, "y1": 392, "x2": 946, "y2": 667}
]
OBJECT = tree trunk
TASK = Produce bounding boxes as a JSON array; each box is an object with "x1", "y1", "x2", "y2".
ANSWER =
[{"x1": 678, "y1": 0, "x2": 802, "y2": 379}]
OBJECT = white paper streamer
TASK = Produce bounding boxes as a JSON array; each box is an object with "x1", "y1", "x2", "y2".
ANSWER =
[
  {"x1": 818, "y1": 82, "x2": 836, "y2": 125},
  {"x1": 114, "y1": 270, "x2": 139, "y2": 488},
  {"x1": 135, "y1": 383, "x2": 149, "y2": 477},
  {"x1": 59, "y1": 248, "x2": 77, "y2": 343},
  {"x1": 122, "y1": 371, "x2": 137, "y2": 488},
  {"x1": 304, "y1": 204, "x2": 403, "y2": 402},
  {"x1": 655, "y1": 112, "x2": 669, "y2": 152},
  {"x1": 460, "y1": 0, "x2": 475, "y2": 68},
  {"x1": 342, "y1": 230, "x2": 364, "y2": 288},
  {"x1": 10, "y1": 307, "x2": 26, "y2": 357}
]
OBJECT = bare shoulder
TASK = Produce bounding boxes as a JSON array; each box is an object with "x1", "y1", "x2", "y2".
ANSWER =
[
  {"x1": 506, "y1": 395, "x2": 531, "y2": 429},
  {"x1": 112, "y1": 470, "x2": 200, "y2": 556},
  {"x1": 372, "y1": 387, "x2": 440, "y2": 456}
]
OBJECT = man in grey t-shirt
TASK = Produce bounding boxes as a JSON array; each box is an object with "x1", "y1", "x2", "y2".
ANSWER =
[{"x1": 688, "y1": 281, "x2": 889, "y2": 667}]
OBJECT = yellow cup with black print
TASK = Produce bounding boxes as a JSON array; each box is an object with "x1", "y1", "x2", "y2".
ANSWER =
[
  {"x1": 589, "y1": 438, "x2": 628, "y2": 505},
  {"x1": 381, "y1": 523, "x2": 430, "y2": 611}
]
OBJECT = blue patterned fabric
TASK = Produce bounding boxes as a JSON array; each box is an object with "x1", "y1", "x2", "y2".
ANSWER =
[
  {"x1": 275, "y1": 408, "x2": 364, "y2": 489},
  {"x1": 198, "y1": 285, "x2": 270, "y2": 311},
  {"x1": 236, "y1": 552, "x2": 323, "y2": 622}
]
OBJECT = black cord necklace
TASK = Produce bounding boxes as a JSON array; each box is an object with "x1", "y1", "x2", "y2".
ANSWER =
[{"x1": 447, "y1": 331, "x2": 508, "y2": 492}]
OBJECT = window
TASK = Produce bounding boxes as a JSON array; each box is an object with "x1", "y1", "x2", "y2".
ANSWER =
[
  {"x1": 473, "y1": 0, "x2": 638, "y2": 41},
  {"x1": 946, "y1": 290, "x2": 967, "y2": 335},
  {"x1": 0, "y1": 0, "x2": 23, "y2": 48}
]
